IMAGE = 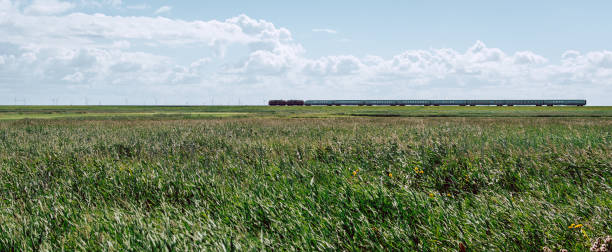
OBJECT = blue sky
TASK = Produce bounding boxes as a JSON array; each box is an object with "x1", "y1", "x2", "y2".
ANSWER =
[{"x1": 1, "y1": 0, "x2": 611, "y2": 105}]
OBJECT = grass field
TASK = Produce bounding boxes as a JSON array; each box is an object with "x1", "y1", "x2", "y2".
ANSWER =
[
  {"x1": 1, "y1": 105, "x2": 611, "y2": 120},
  {"x1": 0, "y1": 106, "x2": 610, "y2": 250}
]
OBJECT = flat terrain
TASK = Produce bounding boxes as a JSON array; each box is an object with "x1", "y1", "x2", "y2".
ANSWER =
[
  {"x1": 0, "y1": 106, "x2": 610, "y2": 250},
  {"x1": 1, "y1": 105, "x2": 611, "y2": 120}
]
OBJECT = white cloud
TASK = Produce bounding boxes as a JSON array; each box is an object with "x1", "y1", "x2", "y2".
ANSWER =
[
  {"x1": 513, "y1": 51, "x2": 547, "y2": 65},
  {"x1": 465, "y1": 40, "x2": 505, "y2": 63},
  {"x1": 312, "y1": 28, "x2": 337, "y2": 34},
  {"x1": 103, "y1": 0, "x2": 122, "y2": 7},
  {"x1": 190, "y1": 57, "x2": 211, "y2": 68},
  {"x1": 100, "y1": 0, "x2": 122, "y2": 7},
  {"x1": 62, "y1": 71, "x2": 84, "y2": 82},
  {"x1": 24, "y1": 0, "x2": 74, "y2": 15},
  {"x1": 0, "y1": 13, "x2": 260, "y2": 50},
  {"x1": 78, "y1": 0, "x2": 122, "y2": 8},
  {"x1": 303, "y1": 55, "x2": 363, "y2": 76},
  {"x1": 111, "y1": 40, "x2": 130, "y2": 49},
  {"x1": 154, "y1": 5, "x2": 171, "y2": 15},
  {"x1": 562, "y1": 50, "x2": 580, "y2": 60}
]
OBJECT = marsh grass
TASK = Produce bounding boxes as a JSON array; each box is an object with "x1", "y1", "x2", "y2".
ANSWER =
[
  {"x1": 1, "y1": 105, "x2": 611, "y2": 120},
  {"x1": 0, "y1": 116, "x2": 610, "y2": 250}
]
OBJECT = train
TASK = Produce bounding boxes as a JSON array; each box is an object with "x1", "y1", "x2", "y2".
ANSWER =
[{"x1": 268, "y1": 99, "x2": 586, "y2": 106}]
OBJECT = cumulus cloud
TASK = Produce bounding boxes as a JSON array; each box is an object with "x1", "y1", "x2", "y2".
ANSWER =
[
  {"x1": 304, "y1": 55, "x2": 363, "y2": 76},
  {"x1": 0, "y1": 12, "x2": 270, "y2": 51},
  {"x1": 154, "y1": 5, "x2": 171, "y2": 14},
  {"x1": 0, "y1": 0, "x2": 611, "y2": 105},
  {"x1": 513, "y1": 51, "x2": 547, "y2": 65},
  {"x1": 24, "y1": 0, "x2": 74, "y2": 15}
]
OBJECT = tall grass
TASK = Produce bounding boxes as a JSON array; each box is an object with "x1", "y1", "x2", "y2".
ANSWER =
[{"x1": 0, "y1": 117, "x2": 610, "y2": 250}]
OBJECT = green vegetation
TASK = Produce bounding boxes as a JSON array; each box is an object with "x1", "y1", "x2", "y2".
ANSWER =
[
  {"x1": 1, "y1": 105, "x2": 611, "y2": 120},
  {"x1": 0, "y1": 106, "x2": 610, "y2": 250}
]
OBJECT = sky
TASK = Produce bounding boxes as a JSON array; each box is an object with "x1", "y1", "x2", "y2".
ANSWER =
[{"x1": 1, "y1": 0, "x2": 611, "y2": 105}]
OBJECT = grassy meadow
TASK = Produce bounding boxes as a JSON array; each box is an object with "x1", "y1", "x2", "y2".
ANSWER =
[
  {"x1": 1, "y1": 105, "x2": 611, "y2": 120},
  {"x1": 0, "y1": 106, "x2": 610, "y2": 250}
]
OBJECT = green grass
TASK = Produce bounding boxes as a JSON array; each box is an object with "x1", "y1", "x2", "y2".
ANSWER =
[
  {"x1": 0, "y1": 107, "x2": 610, "y2": 250},
  {"x1": 1, "y1": 105, "x2": 611, "y2": 120},
  {"x1": 0, "y1": 111, "x2": 249, "y2": 120}
]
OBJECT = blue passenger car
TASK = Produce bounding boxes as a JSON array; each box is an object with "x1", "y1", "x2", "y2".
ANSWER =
[{"x1": 300, "y1": 100, "x2": 586, "y2": 106}]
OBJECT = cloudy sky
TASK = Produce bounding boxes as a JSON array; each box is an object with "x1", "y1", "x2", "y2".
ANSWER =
[{"x1": 1, "y1": 0, "x2": 611, "y2": 105}]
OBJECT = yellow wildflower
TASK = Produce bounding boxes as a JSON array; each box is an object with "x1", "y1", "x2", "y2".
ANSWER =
[
  {"x1": 568, "y1": 223, "x2": 576, "y2": 229},
  {"x1": 446, "y1": 193, "x2": 451, "y2": 197},
  {"x1": 574, "y1": 224, "x2": 583, "y2": 228},
  {"x1": 352, "y1": 170, "x2": 357, "y2": 176},
  {"x1": 429, "y1": 193, "x2": 434, "y2": 198},
  {"x1": 388, "y1": 173, "x2": 392, "y2": 178},
  {"x1": 414, "y1": 167, "x2": 425, "y2": 174}
]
